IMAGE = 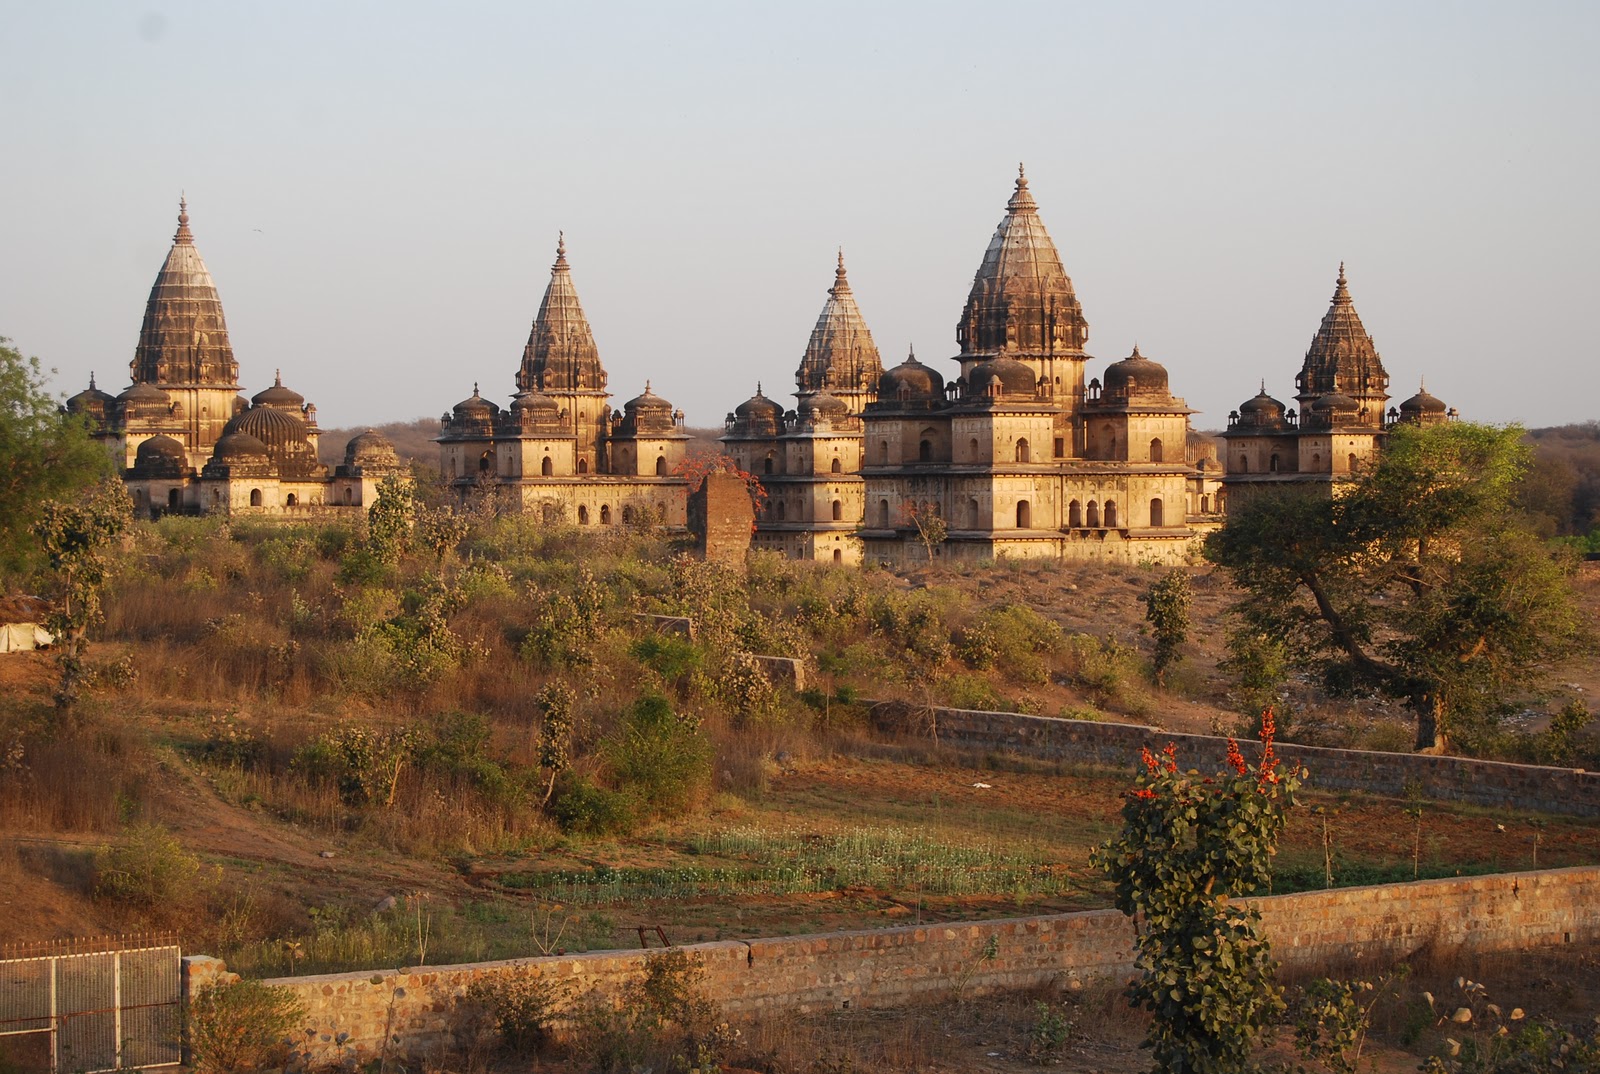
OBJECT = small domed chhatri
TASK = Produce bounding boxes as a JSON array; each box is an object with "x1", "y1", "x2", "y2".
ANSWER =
[
  {"x1": 1101, "y1": 346, "x2": 1172, "y2": 401},
  {"x1": 968, "y1": 355, "x2": 1040, "y2": 400},
  {"x1": 877, "y1": 348, "x2": 945, "y2": 404}
]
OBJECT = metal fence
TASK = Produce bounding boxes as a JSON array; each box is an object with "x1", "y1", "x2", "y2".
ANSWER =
[{"x1": 0, "y1": 935, "x2": 181, "y2": 1073}]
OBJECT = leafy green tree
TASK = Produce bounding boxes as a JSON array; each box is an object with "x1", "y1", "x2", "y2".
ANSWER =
[
  {"x1": 1143, "y1": 569, "x2": 1191, "y2": 688},
  {"x1": 0, "y1": 337, "x2": 114, "y2": 577},
  {"x1": 365, "y1": 473, "x2": 416, "y2": 565},
  {"x1": 1091, "y1": 717, "x2": 1301, "y2": 1074},
  {"x1": 1206, "y1": 423, "x2": 1590, "y2": 752},
  {"x1": 32, "y1": 479, "x2": 132, "y2": 712}
]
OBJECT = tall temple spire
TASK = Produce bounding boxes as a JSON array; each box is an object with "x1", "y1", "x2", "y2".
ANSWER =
[
  {"x1": 132, "y1": 196, "x2": 239, "y2": 391},
  {"x1": 794, "y1": 250, "x2": 883, "y2": 413},
  {"x1": 956, "y1": 167, "x2": 1087, "y2": 361},
  {"x1": 518, "y1": 234, "x2": 605, "y2": 395}
]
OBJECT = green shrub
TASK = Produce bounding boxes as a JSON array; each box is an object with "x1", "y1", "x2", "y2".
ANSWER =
[
  {"x1": 630, "y1": 634, "x2": 704, "y2": 685},
  {"x1": 603, "y1": 693, "x2": 712, "y2": 816},
  {"x1": 572, "y1": 949, "x2": 731, "y2": 1074},
  {"x1": 551, "y1": 775, "x2": 635, "y2": 835},
  {"x1": 186, "y1": 979, "x2": 307, "y2": 1074},
  {"x1": 94, "y1": 824, "x2": 206, "y2": 909},
  {"x1": 464, "y1": 973, "x2": 568, "y2": 1055}
]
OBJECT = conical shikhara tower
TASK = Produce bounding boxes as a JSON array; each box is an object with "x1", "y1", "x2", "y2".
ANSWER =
[
  {"x1": 129, "y1": 198, "x2": 243, "y2": 459},
  {"x1": 794, "y1": 251, "x2": 884, "y2": 415}
]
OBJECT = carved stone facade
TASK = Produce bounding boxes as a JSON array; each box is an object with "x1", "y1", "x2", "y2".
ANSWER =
[
  {"x1": 69, "y1": 200, "x2": 402, "y2": 518},
  {"x1": 1220, "y1": 264, "x2": 1456, "y2": 501},
  {"x1": 730, "y1": 168, "x2": 1216, "y2": 565},
  {"x1": 436, "y1": 238, "x2": 692, "y2": 527}
]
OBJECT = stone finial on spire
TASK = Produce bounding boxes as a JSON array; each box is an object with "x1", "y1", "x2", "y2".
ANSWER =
[
  {"x1": 1131, "y1": 342, "x2": 1142, "y2": 359},
  {"x1": 173, "y1": 194, "x2": 194, "y2": 244},
  {"x1": 274, "y1": 368, "x2": 283, "y2": 386},
  {"x1": 907, "y1": 343, "x2": 917, "y2": 362},
  {"x1": 89, "y1": 371, "x2": 97, "y2": 390},
  {"x1": 553, "y1": 231, "x2": 568, "y2": 270},
  {"x1": 472, "y1": 382, "x2": 480, "y2": 397},
  {"x1": 1007, "y1": 162, "x2": 1037, "y2": 212}
]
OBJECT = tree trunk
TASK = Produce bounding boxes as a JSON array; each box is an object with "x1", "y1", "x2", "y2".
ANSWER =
[{"x1": 1412, "y1": 692, "x2": 1448, "y2": 754}]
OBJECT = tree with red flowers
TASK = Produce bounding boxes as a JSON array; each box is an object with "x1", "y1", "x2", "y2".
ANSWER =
[{"x1": 1091, "y1": 712, "x2": 1303, "y2": 1074}]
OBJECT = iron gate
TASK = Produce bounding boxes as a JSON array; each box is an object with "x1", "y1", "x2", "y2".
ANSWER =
[{"x1": 0, "y1": 936, "x2": 181, "y2": 1073}]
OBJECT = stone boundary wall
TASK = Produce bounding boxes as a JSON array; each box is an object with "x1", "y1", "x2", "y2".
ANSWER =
[
  {"x1": 870, "y1": 703, "x2": 1600, "y2": 817},
  {"x1": 258, "y1": 866, "x2": 1600, "y2": 1069}
]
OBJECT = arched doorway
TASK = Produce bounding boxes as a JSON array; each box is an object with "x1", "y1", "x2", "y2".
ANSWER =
[
  {"x1": 1105, "y1": 501, "x2": 1119, "y2": 528},
  {"x1": 600, "y1": 505, "x2": 612, "y2": 525},
  {"x1": 285, "y1": 493, "x2": 298, "y2": 507},
  {"x1": 1015, "y1": 438, "x2": 1030, "y2": 463},
  {"x1": 830, "y1": 457, "x2": 841, "y2": 474},
  {"x1": 1016, "y1": 500, "x2": 1031, "y2": 528},
  {"x1": 1149, "y1": 498, "x2": 1163, "y2": 527},
  {"x1": 1069, "y1": 500, "x2": 1082, "y2": 528},
  {"x1": 542, "y1": 456, "x2": 553, "y2": 476},
  {"x1": 1087, "y1": 500, "x2": 1100, "y2": 527},
  {"x1": 831, "y1": 500, "x2": 842, "y2": 521},
  {"x1": 655, "y1": 456, "x2": 667, "y2": 476},
  {"x1": 1150, "y1": 438, "x2": 1163, "y2": 463},
  {"x1": 578, "y1": 505, "x2": 589, "y2": 524},
  {"x1": 879, "y1": 499, "x2": 890, "y2": 527},
  {"x1": 249, "y1": 488, "x2": 263, "y2": 507}
]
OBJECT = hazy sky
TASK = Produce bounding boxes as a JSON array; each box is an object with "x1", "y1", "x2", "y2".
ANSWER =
[{"x1": 3, "y1": 1, "x2": 1597, "y2": 432}]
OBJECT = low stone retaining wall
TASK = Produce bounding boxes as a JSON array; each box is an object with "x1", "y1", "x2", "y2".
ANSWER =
[
  {"x1": 257, "y1": 866, "x2": 1600, "y2": 1069},
  {"x1": 870, "y1": 703, "x2": 1600, "y2": 817}
]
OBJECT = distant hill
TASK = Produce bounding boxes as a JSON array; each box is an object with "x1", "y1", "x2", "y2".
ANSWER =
[{"x1": 318, "y1": 419, "x2": 441, "y2": 469}]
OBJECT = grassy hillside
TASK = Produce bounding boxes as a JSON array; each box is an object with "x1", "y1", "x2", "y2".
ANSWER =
[{"x1": 2, "y1": 508, "x2": 1597, "y2": 973}]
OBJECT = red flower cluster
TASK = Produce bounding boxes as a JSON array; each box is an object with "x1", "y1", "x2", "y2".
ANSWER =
[
  {"x1": 1258, "y1": 708, "x2": 1281, "y2": 785},
  {"x1": 1225, "y1": 737, "x2": 1248, "y2": 776}
]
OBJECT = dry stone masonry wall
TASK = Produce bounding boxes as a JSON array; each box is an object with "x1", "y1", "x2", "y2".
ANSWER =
[
  {"x1": 256, "y1": 866, "x2": 1600, "y2": 1069},
  {"x1": 871, "y1": 704, "x2": 1600, "y2": 817}
]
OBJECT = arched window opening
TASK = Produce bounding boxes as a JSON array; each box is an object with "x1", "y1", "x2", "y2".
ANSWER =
[
  {"x1": 478, "y1": 450, "x2": 492, "y2": 474},
  {"x1": 578, "y1": 458, "x2": 589, "y2": 474},
  {"x1": 1105, "y1": 500, "x2": 1120, "y2": 528},
  {"x1": 1087, "y1": 500, "x2": 1101, "y2": 528},
  {"x1": 655, "y1": 455, "x2": 667, "y2": 476},
  {"x1": 969, "y1": 438, "x2": 980, "y2": 460},
  {"x1": 969, "y1": 498, "x2": 981, "y2": 527},
  {"x1": 541, "y1": 455, "x2": 553, "y2": 476},
  {"x1": 831, "y1": 457, "x2": 842, "y2": 474},
  {"x1": 1348, "y1": 452, "x2": 1358, "y2": 473},
  {"x1": 1069, "y1": 500, "x2": 1083, "y2": 528},
  {"x1": 831, "y1": 500, "x2": 842, "y2": 521},
  {"x1": 1238, "y1": 456, "x2": 1249, "y2": 473},
  {"x1": 879, "y1": 440, "x2": 889, "y2": 464},
  {"x1": 1269, "y1": 454, "x2": 1280, "y2": 472},
  {"x1": 918, "y1": 439, "x2": 932, "y2": 462},
  {"x1": 168, "y1": 488, "x2": 180, "y2": 509},
  {"x1": 285, "y1": 493, "x2": 298, "y2": 507},
  {"x1": 1149, "y1": 437, "x2": 1163, "y2": 463},
  {"x1": 249, "y1": 488, "x2": 263, "y2": 507},
  {"x1": 1200, "y1": 494, "x2": 1210, "y2": 514},
  {"x1": 832, "y1": 549, "x2": 842, "y2": 563},
  {"x1": 776, "y1": 501, "x2": 786, "y2": 521},
  {"x1": 1150, "y1": 498, "x2": 1164, "y2": 527},
  {"x1": 1016, "y1": 500, "x2": 1032, "y2": 528},
  {"x1": 600, "y1": 504, "x2": 612, "y2": 525},
  {"x1": 1312, "y1": 452, "x2": 1322, "y2": 468},
  {"x1": 451, "y1": 457, "x2": 459, "y2": 478},
  {"x1": 344, "y1": 487, "x2": 354, "y2": 505},
  {"x1": 1015, "y1": 438, "x2": 1030, "y2": 463},
  {"x1": 764, "y1": 452, "x2": 775, "y2": 475},
  {"x1": 578, "y1": 505, "x2": 589, "y2": 524},
  {"x1": 212, "y1": 489, "x2": 221, "y2": 505},
  {"x1": 879, "y1": 499, "x2": 890, "y2": 527}
]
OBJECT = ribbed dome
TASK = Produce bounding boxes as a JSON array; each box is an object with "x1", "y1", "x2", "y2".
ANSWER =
[
  {"x1": 66, "y1": 375, "x2": 115, "y2": 419},
  {"x1": 1399, "y1": 386, "x2": 1448, "y2": 415},
  {"x1": 117, "y1": 381, "x2": 172, "y2": 418},
  {"x1": 794, "y1": 252, "x2": 883, "y2": 409},
  {"x1": 343, "y1": 429, "x2": 400, "y2": 470},
  {"x1": 955, "y1": 165, "x2": 1088, "y2": 360},
  {"x1": 1102, "y1": 346, "x2": 1171, "y2": 398},
  {"x1": 1311, "y1": 392, "x2": 1360, "y2": 418},
  {"x1": 512, "y1": 389, "x2": 560, "y2": 414},
  {"x1": 968, "y1": 356, "x2": 1039, "y2": 400},
  {"x1": 621, "y1": 382, "x2": 676, "y2": 434},
  {"x1": 452, "y1": 386, "x2": 497, "y2": 419},
  {"x1": 212, "y1": 431, "x2": 271, "y2": 461},
  {"x1": 252, "y1": 371, "x2": 305, "y2": 410},
  {"x1": 517, "y1": 234, "x2": 608, "y2": 394},
  {"x1": 130, "y1": 198, "x2": 241, "y2": 392},
  {"x1": 733, "y1": 388, "x2": 784, "y2": 436},
  {"x1": 1232, "y1": 388, "x2": 1288, "y2": 429},
  {"x1": 804, "y1": 390, "x2": 850, "y2": 417},
  {"x1": 878, "y1": 350, "x2": 945, "y2": 403},
  {"x1": 132, "y1": 435, "x2": 187, "y2": 478},
  {"x1": 221, "y1": 405, "x2": 319, "y2": 476}
]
